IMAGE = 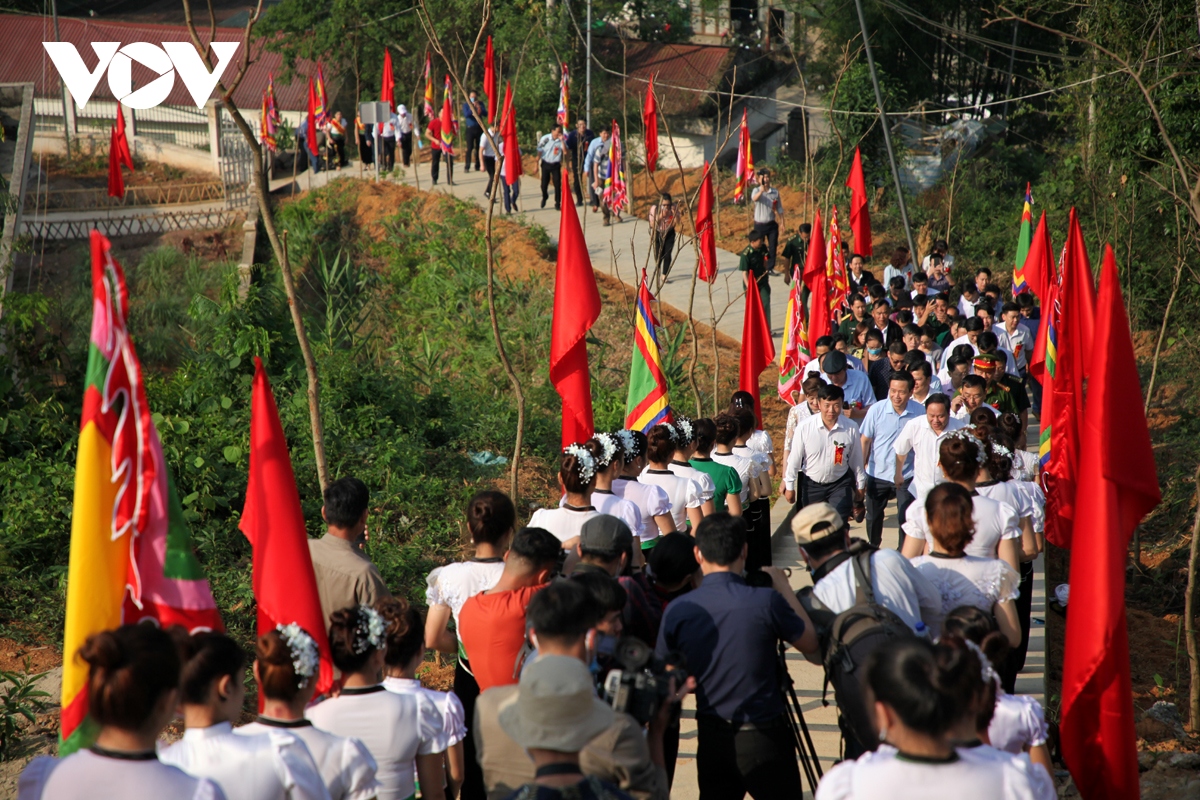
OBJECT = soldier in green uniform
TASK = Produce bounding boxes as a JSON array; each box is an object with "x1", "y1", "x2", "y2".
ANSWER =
[
  {"x1": 974, "y1": 353, "x2": 1031, "y2": 430},
  {"x1": 779, "y1": 222, "x2": 811, "y2": 284},
  {"x1": 739, "y1": 230, "x2": 772, "y2": 331}
]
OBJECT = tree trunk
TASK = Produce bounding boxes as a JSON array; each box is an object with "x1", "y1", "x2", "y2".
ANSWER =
[{"x1": 1186, "y1": 465, "x2": 1200, "y2": 731}]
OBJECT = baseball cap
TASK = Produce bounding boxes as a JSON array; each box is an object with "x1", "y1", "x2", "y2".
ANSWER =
[
  {"x1": 822, "y1": 350, "x2": 848, "y2": 374},
  {"x1": 791, "y1": 502, "x2": 847, "y2": 546},
  {"x1": 579, "y1": 515, "x2": 633, "y2": 557}
]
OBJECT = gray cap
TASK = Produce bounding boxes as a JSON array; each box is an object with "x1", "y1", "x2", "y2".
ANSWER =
[
  {"x1": 579, "y1": 514, "x2": 633, "y2": 557},
  {"x1": 822, "y1": 350, "x2": 848, "y2": 374},
  {"x1": 498, "y1": 655, "x2": 614, "y2": 751}
]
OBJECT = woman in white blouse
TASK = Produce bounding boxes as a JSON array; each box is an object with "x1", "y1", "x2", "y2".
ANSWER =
[
  {"x1": 910, "y1": 483, "x2": 1022, "y2": 647},
  {"x1": 159, "y1": 632, "x2": 329, "y2": 800},
  {"x1": 528, "y1": 441, "x2": 601, "y2": 547},
  {"x1": 307, "y1": 607, "x2": 446, "y2": 800},
  {"x1": 664, "y1": 417, "x2": 716, "y2": 515},
  {"x1": 237, "y1": 626, "x2": 380, "y2": 800},
  {"x1": 18, "y1": 625, "x2": 225, "y2": 800},
  {"x1": 583, "y1": 432, "x2": 645, "y2": 538},
  {"x1": 639, "y1": 423, "x2": 705, "y2": 531},
  {"x1": 611, "y1": 429, "x2": 676, "y2": 549}
]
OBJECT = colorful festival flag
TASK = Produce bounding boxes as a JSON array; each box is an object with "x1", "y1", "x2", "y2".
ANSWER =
[
  {"x1": 803, "y1": 209, "x2": 830, "y2": 355},
  {"x1": 484, "y1": 36, "x2": 497, "y2": 125},
  {"x1": 260, "y1": 91, "x2": 277, "y2": 152},
  {"x1": 1023, "y1": 210, "x2": 1054, "y2": 304},
  {"x1": 733, "y1": 109, "x2": 754, "y2": 203},
  {"x1": 62, "y1": 231, "x2": 222, "y2": 754},
  {"x1": 778, "y1": 266, "x2": 812, "y2": 404},
  {"x1": 642, "y1": 76, "x2": 658, "y2": 173},
  {"x1": 439, "y1": 75, "x2": 455, "y2": 156},
  {"x1": 423, "y1": 53, "x2": 434, "y2": 119},
  {"x1": 826, "y1": 205, "x2": 849, "y2": 317},
  {"x1": 556, "y1": 63, "x2": 569, "y2": 126},
  {"x1": 380, "y1": 49, "x2": 395, "y2": 138},
  {"x1": 695, "y1": 163, "x2": 718, "y2": 284},
  {"x1": 603, "y1": 121, "x2": 627, "y2": 212},
  {"x1": 1011, "y1": 183, "x2": 1034, "y2": 296},
  {"x1": 845, "y1": 147, "x2": 872, "y2": 257},
  {"x1": 314, "y1": 63, "x2": 329, "y2": 126},
  {"x1": 305, "y1": 77, "x2": 319, "y2": 157},
  {"x1": 266, "y1": 73, "x2": 281, "y2": 127},
  {"x1": 625, "y1": 270, "x2": 673, "y2": 431}
]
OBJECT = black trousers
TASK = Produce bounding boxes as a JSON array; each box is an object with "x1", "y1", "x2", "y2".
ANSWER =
[
  {"x1": 482, "y1": 155, "x2": 496, "y2": 194},
  {"x1": 999, "y1": 559, "x2": 1036, "y2": 693},
  {"x1": 696, "y1": 715, "x2": 801, "y2": 800},
  {"x1": 432, "y1": 149, "x2": 454, "y2": 184},
  {"x1": 382, "y1": 138, "x2": 396, "y2": 171},
  {"x1": 540, "y1": 160, "x2": 562, "y2": 207},
  {"x1": 357, "y1": 131, "x2": 373, "y2": 165},
  {"x1": 801, "y1": 471, "x2": 855, "y2": 521},
  {"x1": 464, "y1": 125, "x2": 482, "y2": 170},
  {"x1": 745, "y1": 497, "x2": 773, "y2": 573},
  {"x1": 454, "y1": 659, "x2": 485, "y2": 800},
  {"x1": 571, "y1": 153, "x2": 585, "y2": 204},
  {"x1": 653, "y1": 229, "x2": 677, "y2": 277},
  {"x1": 864, "y1": 475, "x2": 913, "y2": 549},
  {"x1": 399, "y1": 132, "x2": 413, "y2": 166},
  {"x1": 754, "y1": 220, "x2": 780, "y2": 272}
]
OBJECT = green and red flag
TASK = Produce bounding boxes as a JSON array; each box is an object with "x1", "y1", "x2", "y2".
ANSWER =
[
  {"x1": 314, "y1": 62, "x2": 329, "y2": 126},
  {"x1": 625, "y1": 270, "x2": 673, "y2": 431},
  {"x1": 1011, "y1": 183, "x2": 1034, "y2": 296},
  {"x1": 778, "y1": 265, "x2": 811, "y2": 405},
  {"x1": 439, "y1": 75, "x2": 456, "y2": 155},
  {"x1": 827, "y1": 205, "x2": 849, "y2": 318},
  {"x1": 61, "y1": 231, "x2": 221, "y2": 755}
]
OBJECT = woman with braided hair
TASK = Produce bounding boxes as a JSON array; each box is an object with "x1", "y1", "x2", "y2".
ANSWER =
[{"x1": 611, "y1": 429, "x2": 676, "y2": 549}]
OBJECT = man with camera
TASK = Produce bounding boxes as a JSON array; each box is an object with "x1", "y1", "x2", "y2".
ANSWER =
[
  {"x1": 656, "y1": 513, "x2": 819, "y2": 800},
  {"x1": 474, "y1": 580, "x2": 681, "y2": 800},
  {"x1": 791, "y1": 502, "x2": 942, "y2": 758}
]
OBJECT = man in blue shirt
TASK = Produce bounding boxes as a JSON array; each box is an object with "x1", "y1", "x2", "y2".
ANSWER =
[
  {"x1": 656, "y1": 514, "x2": 818, "y2": 800},
  {"x1": 461, "y1": 90, "x2": 483, "y2": 173},
  {"x1": 860, "y1": 370, "x2": 924, "y2": 548},
  {"x1": 537, "y1": 125, "x2": 566, "y2": 210},
  {"x1": 821, "y1": 350, "x2": 874, "y2": 421}
]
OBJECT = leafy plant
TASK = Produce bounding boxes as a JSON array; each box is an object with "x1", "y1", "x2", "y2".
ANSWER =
[{"x1": 0, "y1": 668, "x2": 50, "y2": 757}]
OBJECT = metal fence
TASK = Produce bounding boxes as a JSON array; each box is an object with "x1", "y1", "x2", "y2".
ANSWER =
[
  {"x1": 32, "y1": 97, "x2": 212, "y2": 151},
  {"x1": 22, "y1": 208, "x2": 242, "y2": 240}
]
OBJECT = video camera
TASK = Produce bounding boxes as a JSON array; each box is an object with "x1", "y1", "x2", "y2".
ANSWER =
[{"x1": 597, "y1": 636, "x2": 687, "y2": 725}]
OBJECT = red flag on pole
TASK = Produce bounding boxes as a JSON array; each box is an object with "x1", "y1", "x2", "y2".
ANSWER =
[
  {"x1": 1044, "y1": 208, "x2": 1096, "y2": 549},
  {"x1": 551, "y1": 169, "x2": 602, "y2": 447},
  {"x1": 107, "y1": 127, "x2": 125, "y2": 198},
  {"x1": 733, "y1": 109, "x2": 754, "y2": 203},
  {"x1": 695, "y1": 163, "x2": 718, "y2": 284},
  {"x1": 306, "y1": 77, "x2": 319, "y2": 157},
  {"x1": 845, "y1": 147, "x2": 872, "y2": 257},
  {"x1": 1060, "y1": 245, "x2": 1159, "y2": 800},
  {"x1": 484, "y1": 36, "x2": 497, "y2": 126},
  {"x1": 439, "y1": 75, "x2": 456, "y2": 156},
  {"x1": 740, "y1": 273, "x2": 776, "y2": 428},
  {"x1": 501, "y1": 83, "x2": 520, "y2": 185},
  {"x1": 643, "y1": 76, "x2": 658, "y2": 173},
  {"x1": 113, "y1": 102, "x2": 133, "y2": 170},
  {"x1": 240, "y1": 358, "x2": 335, "y2": 702},
  {"x1": 1023, "y1": 211, "x2": 1054, "y2": 304},
  {"x1": 803, "y1": 209, "x2": 830, "y2": 355},
  {"x1": 801, "y1": 208, "x2": 826, "y2": 291}
]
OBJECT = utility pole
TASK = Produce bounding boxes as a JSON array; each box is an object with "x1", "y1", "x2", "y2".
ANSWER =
[
  {"x1": 586, "y1": 0, "x2": 592, "y2": 128},
  {"x1": 852, "y1": 0, "x2": 916, "y2": 262},
  {"x1": 50, "y1": 0, "x2": 72, "y2": 157}
]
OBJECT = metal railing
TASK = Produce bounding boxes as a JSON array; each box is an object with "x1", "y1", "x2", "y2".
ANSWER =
[
  {"x1": 32, "y1": 97, "x2": 212, "y2": 151},
  {"x1": 22, "y1": 208, "x2": 243, "y2": 240},
  {"x1": 24, "y1": 181, "x2": 225, "y2": 212}
]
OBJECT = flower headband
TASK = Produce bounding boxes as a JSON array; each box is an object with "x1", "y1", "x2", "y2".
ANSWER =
[
  {"x1": 614, "y1": 430, "x2": 638, "y2": 460},
  {"x1": 659, "y1": 422, "x2": 678, "y2": 443},
  {"x1": 592, "y1": 433, "x2": 620, "y2": 469},
  {"x1": 989, "y1": 442, "x2": 1012, "y2": 460},
  {"x1": 962, "y1": 638, "x2": 1001, "y2": 689},
  {"x1": 674, "y1": 417, "x2": 694, "y2": 446},
  {"x1": 563, "y1": 444, "x2": 597, "y2": 483},
  {"x1": 353, "y1": 606, "x2": 387, "y2": 655},
  {"x1": 276, "y1": 623, "x2": 320, "y2": 688},
  {"x1": 945, "y1": 428, "x2": 987, "y2": 465}
]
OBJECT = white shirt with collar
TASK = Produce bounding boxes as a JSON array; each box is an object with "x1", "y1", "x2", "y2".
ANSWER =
[
  {"x1": 711, "y1": 449, "x2": 758, "y2": 503},
  {"x1": 752, "y1": 186, "x2": 781, "y2": 224},
  {"x1": 902, "y1": 494, "x2": 1021, "y2": 560},
  {"x1": 783, "y1": 414, "x2": 866, "y2": 491},
  {"x1": 892, "y1": 415, "x2": 966, "y2": 500},
  {"x1": 811, "y1": 547, "x2": 943, "y2": 634},
  {"x1": 995, "y1": 323, "x2": 1032, "y2": 371},
  {"x1": 382, "y1": 677, "x2": 467, "y2": 749},
  {"x1": 159, "y1": 721, "x2": 330, "y2": 800},
  {"x1": 235, "y1": 720, "x2": 380, "y2": 800}
]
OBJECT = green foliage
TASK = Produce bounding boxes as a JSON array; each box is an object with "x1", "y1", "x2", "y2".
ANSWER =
[{"x1": 0, "y1": 668, "x2": 50, "y2": 758}]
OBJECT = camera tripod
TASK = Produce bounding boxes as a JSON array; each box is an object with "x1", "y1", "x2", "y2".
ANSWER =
[{"x1": 777, "y1": 642, "x2": 824, "y2": 794}]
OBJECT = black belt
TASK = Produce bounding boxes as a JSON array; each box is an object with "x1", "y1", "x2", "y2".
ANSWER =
[{"x1": 801, "y1": 471, "x2": 854, "y2": 487}]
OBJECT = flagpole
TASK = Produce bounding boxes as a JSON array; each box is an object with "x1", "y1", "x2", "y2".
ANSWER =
[
  {"x1": 852, "y1": 0, "x2": 916, "y2": 262},
  {"x1": 50, "y1": 0, "x2": 72, "y2": 157},
  {"x1": 586, "y1": 0, "x2": 593, "y2": 129}
]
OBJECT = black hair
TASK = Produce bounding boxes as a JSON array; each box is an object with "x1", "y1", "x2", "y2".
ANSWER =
[
  {"x1": 976, "y1": 331, "x2": 999, "y2": 352},
  {"x1": 648, "y1": 532, "x2": 699, "y2": 586},
  {"x1": 889, "y1": 276, "x2": 906, "y2": 290},
  {"x1": 570, "y1": 570, "x2": 628, "y2": 615},
  {"x1": 815, "y1": 335, "x2": 835, "y2": 349},
  {"x1": 510, "y1": 527, "x2": 564, "y2": 569},
  {"x1": 850, "y1": 294, "x2": 866, "y2": 305},
  {"x1": 526, "y1": 579, "x2": 600, "y2": 641},
  {"x1": 328, "y1": 606, "x2": 382, "y2": 675},
  {"x1": 799, "y1": 223, "x2": 812, "y2": 234},
  {"x1": 865, "y1": 638, "x2": 981, "y2": 737},
  {"x1": 667, "y1": 417, "x2": 695, "y2": 449},
  {"x1": 694, "y1": 512, "x2": 747, "y2": 566},
  {"x1": 729, "y1": 390, "x2": 756, "y2": 411},
  {"x1": 895, "y1": 307, "x2": 914, "y2": 322},
  {"x1": 1000, "y1": 302, "x2": 1019, "y2": 315},
  {"x1": 964, "y1": 317, "x2": 984, "y2": 333},
  {"x1": 976, "y1": 267, "x2": 992, "y2": 278},
  {"x1": 901, "y1": 324, "x2": 922, "y2": 338},
  {"x1": 646, "y1": 424, "x2": 677, "y2": 464},
  {"x1": 817, "y1": 383, "x2": 845, "y2": 403},
  {"x1": 1015, "y1": 293, "x2": 1036, "y2": 310},
  {"x1": 971, "y1": 406, "x2": 998, "y2": 427},
  {"x1": 962, "y1": 374, "x2": 987, "y2": 391},
  {"x1": 692, "y1": 418, "x2": 717, "y2": 453},
  {"x1": 868, "y1": 284, "x2": 887, "y2": 300},
  {"x1": 561, "y1": 440, "x2": 601, "y2": 493},
  {"x1": 912, "y1": 271, "x2": 928, "y2": 283},
  {"x1": 378, "y1": 597, "x2": 424, "y2": 669},
  {"x1": 467, "y1": 491, "x2": 516, "y2": 545},
  {"x1": 913, "y1": 294, "x2": 928, "y2": 308},
  {"x1": 887, "y1": 340, "x2": 908, "y2": 357},
  {"x1": 324, "y1": 477, "x2": 369, "y2": 528},
  {"x1": 901, "y1": 349, "x2": 927, "y2": 369},
  {"x1": 865, "y1": 329, "x2": 885, "y2": 345},
  {"x1": 909, "y1": 360, "x2": 932, "y2": 379},
  {"x1": 951, "y1": 343, "x2": 975, "y2": 361},
  {"x1": 946, "y1": 354, "x2": 971, "y2": 372},
  {"x1": 620, "y1": 430, "x2": 647, "y2": 462},
  {"x1": 731, "y1": 408, "x2": 756, "y2": 437},
  {"x1": 996, "y1": 412, "x2": 1023, "y2": 443},
  {"x1": 176, "y1": 631, "x2": 247, "y2": 705},
  {"x1": 924, "y1": 392, "x2": 951, "y2": 412},
  {"x1": 889, "y1": 370, "x2": 915, "y2": 390},
  {"x1": 80, "y1": 624, "x2": 181, "y2": 731},
  {"x1": 714, "y1": 413, "x2": 740, "y2": 446}
]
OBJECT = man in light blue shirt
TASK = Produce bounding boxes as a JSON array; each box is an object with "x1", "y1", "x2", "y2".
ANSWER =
[
  {"x1": 860, "y1": 370, "x2": 924, "y2": 548},
  {"x1": 582, "y1": 128, "x2": 610, "y2": 211},
  {"x1": 537, "y1": 125, "x2": 566, "y2": 209},
  {"x1": 821, "y1": 351, "x2": 874, "y2": 421}
]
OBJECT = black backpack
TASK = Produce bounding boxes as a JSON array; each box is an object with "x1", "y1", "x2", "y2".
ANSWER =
[{"x1": 797, "y1": 542, "x2": 916, "y2": 759}]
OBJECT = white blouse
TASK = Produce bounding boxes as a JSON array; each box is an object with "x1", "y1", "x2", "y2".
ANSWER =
[
  {"x1": 383, "y1": 677, "x2": 468, "y2": 748},
  {"x1": 667, "y1": 461, "x2": 715, "y2": 503},
  {"x1": 425, "y1": 560, "x2": 505, "y2": 633},
  {"x1": 976, "y1": 481, "x2": 1034, "y2": 523},
  {"x1": 746, "y1": 429, "x2": 774, "y2": 455},
  {"x1": 19, "y1": 750, "x2": 226, "y2": 800},
  {"x1": 527, "y1": 506, "x2": 599, "y2": 544},
  {"x1": 710, "y1": 450, "x2": 758, "y2": 503},
  {"x1": 988, "y1": 691, "x2": 1049, "y2": 755},
  {"x1": 236, "y1": 720, "x2": 380, "y2": 800},
  {"x1": 902, "y1": 494, "x2": 1020, "y2": 560},
  {"x1": 306, "y1": 685, "x2": 445, "y2": 800},
  {"x1": 158, "y1": 722, "x2": 330, "y2": 800},
  {"x1": 911, "y1": 555, "x2": 1021, "y2": 638},
  {"x1": 1012, "y1": 449, "x2": 1040, "y2": 483},
  {"x1": 558, "y1": 490, "x2": 642, "y2": 536},
  {"x1": 637, "y1": 469, "x2": 703, "y2": 529},
  {"x1": 815, "y1": 743, "x2": 1049, "y2": 800},
  {"x1": 611, "y1": 477, "x2": 673, "y2": 543}
]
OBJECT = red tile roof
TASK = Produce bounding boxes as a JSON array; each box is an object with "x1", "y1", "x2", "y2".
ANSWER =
[
  {"x1": 594, "y1": 38, "x2": 735, "y2": 117},
  {"x1": 0, "y1": 13, "x2": 316, "y2": 110}
]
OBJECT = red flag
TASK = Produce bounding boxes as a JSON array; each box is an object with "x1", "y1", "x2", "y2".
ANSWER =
[
  {"x1": 381, "y1": 49, "x2": 395, "y2": 112},
  {"x1": 740, "y1": 273, "x2": 776, "y2": 427},
  {"x1": 733, "y1": 109, "x2": 754, "y2": 203},
  {"x1": 306, "y1": 78, "x2": 319, "y2": 157},
  {"x1": 826, "y1": 205, "x2": 849, "y2": 315},
  {"x1": 845, "y1": 147, "x2": 871, "y2": 257},
  {"x1": 801, "y1": 208, "x2": 826, "y2": 291},
  {"x1": 107, "y1": 127, "x2": 125, "y2": 198},
  {"x1": 501, "y1": 83, "x2": 520, "y2": 185},
  {"x1": 1060, "y1": 245, "x2": 1159, "y2": 800},
  {"x1": 1045, "y1": 208, "x2": 1097, "y2": 548},
  {"x1": 1023, "y1": 211, "x2": 1054, "y2": 304},
  {"x1": 240, "y1": 358, "x2": 334, "y2": 701},
  {"x1": 113, "y1": 102, "x2": 133, "y2": 170},
  {"x1": 643, "y1": 76, "x2": 658, "y2": 173},
  {"x1": 484, "y1": 36, "x2": 497, "y2": 126},
  {"x1": 439, "y1": 75, "x2": 456, "y2": 156},
  {"x1": 695, "y1": 163, "x2": 717, "y2": 284},
  {"x1": 551, "y1": 170, "x2": 602, "y2": 446}
]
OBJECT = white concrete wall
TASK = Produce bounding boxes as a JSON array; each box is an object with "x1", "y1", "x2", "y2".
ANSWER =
[{"x1": 32, "y1": 132, "x2": 219, "y2": 176}]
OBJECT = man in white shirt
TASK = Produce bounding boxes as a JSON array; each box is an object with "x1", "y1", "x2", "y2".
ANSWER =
[
  {"x1": 751, "y1": 171, "x2": 784, "y2": 273},
  {"x1": 996, "y1": 302, "x2": 1032, "y2": 374},
  {"x1": 782, "y1": 383, "x2": 866, "y2": 521},
  {"x1": 893, "y1": 393, "x2": 964, "y2": 512},
  {"x1": 820, "y1": 350, "x2": 874, "y2": 420},
  {"x1": 582, "y1": 128, "x2": 609, "y2": 211},
  {"x1": 951, "y1": 374, "x2": 998, "y2": 420},
  {"x1": 537, "y1": 126, "x2": 566, "y2": 210},
  {"x1": 920, "y1": 239, "x2": 954, "y2": 273},
  {"x1": 860, "y1": 372, "x2": 925, "y2": 548}
]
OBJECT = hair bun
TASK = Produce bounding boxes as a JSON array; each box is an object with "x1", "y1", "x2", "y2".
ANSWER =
[{"x1": 79, "y1": 630, "x2": 126, "y2": 672}]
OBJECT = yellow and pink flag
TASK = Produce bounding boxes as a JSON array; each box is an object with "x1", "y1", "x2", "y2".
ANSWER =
[{"x1": 61, "y1": 231, "x2": 221, "y2": 755}]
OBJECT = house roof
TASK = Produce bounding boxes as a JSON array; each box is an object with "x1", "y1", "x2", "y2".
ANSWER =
[
  {"x1": 0, "y1": 13, "x2": 316, "y2": 110},
  {"x1": 594, "y1": 39, "x2": 735, "y2": 117}
]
